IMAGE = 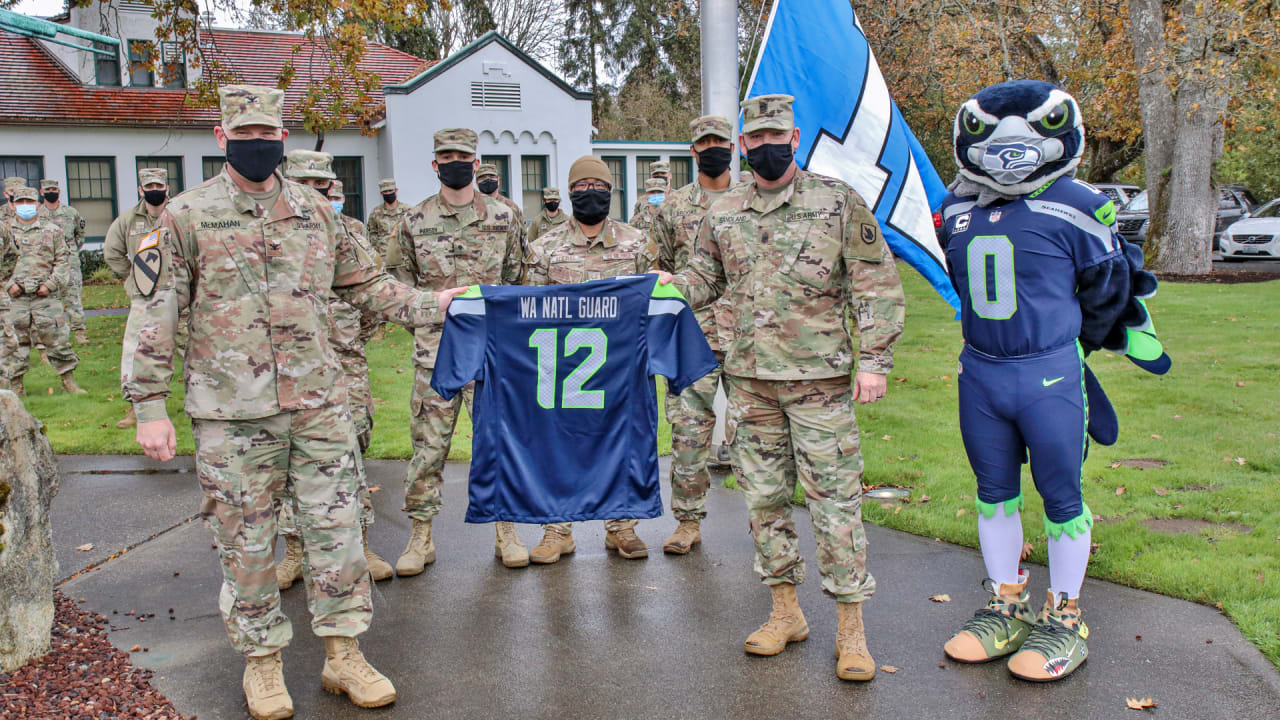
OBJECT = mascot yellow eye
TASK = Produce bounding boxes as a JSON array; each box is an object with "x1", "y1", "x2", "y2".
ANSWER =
[
  {"x1": 1038, "y1": 102, "x2": 1069, "y2": 132},
  {"x1": 962, "y1": 110, "x2": 985, "y2": 135}
]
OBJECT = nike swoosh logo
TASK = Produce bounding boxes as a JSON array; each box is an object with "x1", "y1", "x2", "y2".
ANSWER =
[
  {"x1": 1042, "y1": 377, "x2": 1064, "y2": 387},
  {"x1": 993, "y1": 628, "x2": 1023, "y2": 649}
]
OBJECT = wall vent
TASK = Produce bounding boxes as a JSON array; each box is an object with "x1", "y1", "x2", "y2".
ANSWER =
[{"x1": 471, "y1": 81, "x2": 521, "y2": 110}]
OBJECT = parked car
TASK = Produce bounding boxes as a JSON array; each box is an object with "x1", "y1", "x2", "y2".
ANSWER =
[
  {"x1": 1093, "y1": 183, "x2": 1141, "y2": 207},
  {"x1": 1219, "y1": 199, "x2": 1280, "y2": 261},
  {"x1": 1115, "y1": 185, "x2": 1258, "y2": 248}
]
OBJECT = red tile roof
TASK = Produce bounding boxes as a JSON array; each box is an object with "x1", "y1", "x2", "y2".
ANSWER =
[{"x1": 0, "y1": 27, "x2": 435, "y2": 129}]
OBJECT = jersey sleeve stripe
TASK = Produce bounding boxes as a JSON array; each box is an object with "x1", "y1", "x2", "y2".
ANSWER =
[
  {"x1": 943, "y1": 201, "x2": 978, "y2": 221},
  {"x1": 1025, "y1": 199, "x2": 1118, "y2": 253},
  {"x1": 648, "y1": 298, "x2": 687, "y2": 316},
  {"x1": 448, "y1": 297, "x2": 486, "y2": 316}
]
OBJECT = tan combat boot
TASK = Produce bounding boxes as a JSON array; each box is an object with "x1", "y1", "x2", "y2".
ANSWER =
[
  {"x1": 744, "y1": 583, "x2": 809, "y2": 656},
  {"x1": 835, "y1": 601, "x2": 876, "y2": 681},
  {"x1": 276, "y1": 535, "x2": 304, "y2": 590},
  {"x1": 60, "y1": 371, "x2": 87, "y2": 394},
  {"x1": 604, "y1": 526, "x2": 648, "y2": 558},
  {"x1": 116, "y1": 404, "x2": 137, "y2": 429},
  {"x1": 663, "y1": 519, "x2": 702, "y2": 554},
  {"x1": 243, "y1": 652, "x2": 293, "y2": 720},
  {"x1": 494, "y1": 521, "x2": 529, "y2": 568},
  {"x1": 395, "y1": 519, "x2": 435, "y2": 576},
  {"x1": 529, "y1": 526, "x2": 575, "y2": 564},
  {"x1": 363, "y1": 526, "x2": 393, "y2": 581},
  {"x1": 74, "y1": 329, "x2": 88, "y2": 345},
  {"x1": 321, "y1": 637, "x2": 396, "y2": 708}
]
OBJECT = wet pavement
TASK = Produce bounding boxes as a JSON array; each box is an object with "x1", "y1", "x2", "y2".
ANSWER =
[{"x1": 54, "y1": 455, "x2": 1280, "y2": 719}]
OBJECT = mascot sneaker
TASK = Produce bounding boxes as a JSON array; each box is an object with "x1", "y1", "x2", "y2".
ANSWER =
[
  {"x1": 1008, "y1": 591, "x2": 1089, "y2": 682},
  {"x1": 944, "y1": 577, "x2": 1036, "y2": 663}
]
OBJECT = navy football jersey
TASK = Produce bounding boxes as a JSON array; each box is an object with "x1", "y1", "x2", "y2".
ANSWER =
[
  {"x1": 939, "y1": 177, "x2": 1123, "y2": 357},
  {"x1": 431, "y1": 275, "x2": 718, "y2": 523}
]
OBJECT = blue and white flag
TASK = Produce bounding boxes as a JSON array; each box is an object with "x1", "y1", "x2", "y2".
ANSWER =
[{"x1": 745, "y1": 0, "x2": 959, "y2": 310}]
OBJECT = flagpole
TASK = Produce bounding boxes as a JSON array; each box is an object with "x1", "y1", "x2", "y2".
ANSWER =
[{"x1": 700, "y1": 0, "x2": 740, "y2": 182}]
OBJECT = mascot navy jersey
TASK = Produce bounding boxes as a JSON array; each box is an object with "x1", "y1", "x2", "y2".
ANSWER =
[{"x1": 431, "y1": 275, "x2": 718, "y2": 524}]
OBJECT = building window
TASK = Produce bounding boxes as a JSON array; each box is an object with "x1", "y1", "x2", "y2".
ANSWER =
[
  {"x1": 480, "y1": 155, "x2": 510, "y2": 198},
  {"x1": 65, "y1": 157, "x2": 117, "y2": 241},
  {"x1": 332, "y1": 156, "x2": 364, "y2": 220},
  {"x1": 0, "y1": 156, "x2": 45, "y2": 190},
  {"x1": 669, "y1": 156, "x2": 693, "y2": 189},
  {"x1": 635, "y1": 156, "x2": 659, "y2": 200},
  {"x1": 126, "y1": 39, "x2": 153, "y2": 87},
  {"x1": 602, "y1": 156, "x2": 627, "y2": 221},
  {"x1": 160, "y1": 42, "x2": 186, "y2": 88},
  {"x1": 470, "y1": 81, "x2": 521, "y2": 110},
  {"x1": 94, "y1": 42, "x2": 120, "y2": 86},
  {"x1": 135, "y1": 157, "x2": 183, "y2": 194},
  {"x1": 202, "y1": 156, "x2": 224, "y2": 181},
  {"x1": 520, "y1": 156, "x2": 548, "y2": 217}
]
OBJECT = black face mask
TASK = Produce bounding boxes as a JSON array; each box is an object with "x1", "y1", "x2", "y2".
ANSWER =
[
  {"x1": 746, "y1": 142, "x2": 794, "y2": 182},
  {"x1": 696, "y1": 146, "x2": 733, "y2": 178},
  {"x1": 317, "y1": 183, "x2": 333, "y2": 197},
  {"x1": 382, "y1": 192, "x2": 397, "y2": 205},
  {"x1": 570, "y1": 188, "x2": 612, "y2": 226},
  {"x1": 225, "y1": 138, "x2": 284, "y2": 183},
  {"x1": 437, "y1": 161, "x2": 474, "y2": 190},
  {"x1": 43, "y1": 191, "x2": 60, "y2": 203},
  {"x1": 143, "y1": 189, "x2": 167, "y2": 206},
  {"x1": 477, "y1": 178, "x2": 500, "y2": 194},
  {"x1": 544, "y1": 201, "x2": 560, "y2": 213}
]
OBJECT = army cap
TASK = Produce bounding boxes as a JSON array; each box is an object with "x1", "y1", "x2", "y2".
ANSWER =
[
  {"x1": 218, "y1": 84, "x2": 284, "y2": 130},
  {"x1": 542, "y1": 187, "x2": 560, "y2": 201},
  {"x1": 12, "y1": 186, "x2": 37, "y2": 202},
  {"x1": 379, "y1": 178, "x2": 397, "y2": 192},
  {"x1": 329, "y1": 180, "x2": 345, "y2": 199},
  {"x1": 645, "y1": 178, "x2": 666, "y2": 193},
  {"x1": 434, "y1": 128, "x2": 478, "y2": 154},
  {"x1": 568, "y1": 155, "x2": 613, "y2": 188},
  {"x1": 741, "y1": 94, "x2": 795, "y2": 134},
  {"x1": 4, "y1": 176, "x2": 26, "y2": 192},
  {"x1": 691, "y1": 115, "x2": 734, "y2": 142},
  {"x1": 284, "y1": 150, "x2": 336, "y2": 180},
  {"x1": 476, "y1": 163, "x2": 499, "y2": 179},
  {"x1": 650, "y1": 161, "x2": 670, "y2": 176},
  {"x1": 138, "y1": 168, "x2": 168, "y2": 187},
  {"x1": 39, "y1": 179, "x2": 60, "y2": 191}
]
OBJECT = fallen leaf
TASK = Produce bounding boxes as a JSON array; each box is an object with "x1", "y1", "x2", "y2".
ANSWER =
[
  {"x1": 1021, "y1": 542, "x2": 1034, "y2": 560},
  {"x1": 1173, "y1": 414, "x2": 1182, "y2": 419},
  {"x1": 895, "y1": 377, "x2": 907, "y2": 383},
  {"x1": 940, "y1": 374, "x2": 951, "y2": 381},
  {"x1": 918, "y1": 495, "x2": 931, "y2": 503},
  {"x1": 75, "y1": 543, "x2": 95, "y2": 552},
  {"x1": 881, "y1": 435, "x2": 893, "y2": 441},
  {"x1": 1125, "y1": 697, "x2": 1157, "y2": 710},
  {"x1": 893, "y1": 505, "x2": 902, "y2": 515},
  {"x1": 880, "y1": 665, "x2": 899, "y2": 674},
  {"x1": 1154, "y1": 488, "x2": 1171, "y2": 496},
  {"x1": 1135, "y1": 634, "x2": 1142, "y2": 641},
  {"x1": 1150, "y1": 434, "x2": 1163, "y2": 440},
  {"x1": 47, "y1": 387, "x2": 53, "y2": 395},
  {"x1": 396, "y1": 368, "x2": 405, "y2": 374},
  {"x1": 1109, "y1": 461, "x2": 1122, "y2": 469},
  {"x1": 1115, "y1": 486, "x2": 1126, "y2": 496},
  {"x1": 1235, "y1": 381, "x2": 1246, "y2": 387},
  {"x1": 956, "y1": 508, "x2": 967, "y2": 517},
  {"x1": 1234, "y1": 457, "x2": 1246, "y2": 466},
  {"x1": 368, "y1": 486, "x2": 381, "y2": 494},
  {"x1": 929, "y1": 594, "x2": 952, "y2": 603},
  {"x1": 129, "y1": 645, "x2": 141, "y2": 652},
  {"x1": 1258, "y1": 571, "x2": 1265, "y2": 584}
]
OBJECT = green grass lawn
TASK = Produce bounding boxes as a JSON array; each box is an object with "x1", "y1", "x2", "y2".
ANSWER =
[
  {"x1": 82, "y1": 283, "x2": 128, "y2": 310},
  {"x1": 24, "y1": 272, "x2": 1280, "y2": 669}
]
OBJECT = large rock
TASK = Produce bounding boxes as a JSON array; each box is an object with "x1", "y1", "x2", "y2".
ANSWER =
[{"x1": 0, "y1": 389, "x2": 60, "y2": 672}]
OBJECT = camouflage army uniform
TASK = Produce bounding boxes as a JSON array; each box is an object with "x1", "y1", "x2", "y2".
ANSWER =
[
  {"x1": 526, "y1": 188, "x2": 568, "y2": 246},
  {"x1": 365, "y1": 179, "x2": 408, "y2": 281},
  {"x1": 1, "y1": 177, "x2": 24, "y2": 225},
  {"x1": 631, "y1": 160, "x2": 671, "y2": 219},
  {"x1": 0, "y1": 230, "x2": 19, "y2": 386},
  {"x1": 524, "y1": 216, "x2": 660, "y2": 535},
  {"x1": 477, "y1": 163, "x2": 527, "y2": 252},
  {"x1": 122, "y1": 87, "x2": 438, "y2": 658},
  {"x1": 673, "y1": 163, "x2": 905, "y2": 602},
  {"x1": 398, "y1": 171, "x2": 523, "y2": 523},
  {"x1": 3, "y1": 209, "x2": 79, "y2": 378},
  {"x1": 40, "y1": 181, "x2": 87, "y2": 333}
]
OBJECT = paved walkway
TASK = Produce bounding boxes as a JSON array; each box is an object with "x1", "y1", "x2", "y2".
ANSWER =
[{"x1": 55, "y1": 455, "x2": 1280, "y2": 719}]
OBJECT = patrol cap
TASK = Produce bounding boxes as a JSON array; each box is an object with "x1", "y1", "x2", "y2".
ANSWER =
[
  {"x1": 12, "y1": 186, "x2": 38, "y2": 202},
  {"x1": 328, "y1": 180, "x2": 345, "y2": 199},
  {"x1": 218, "y1": 84, "x2": 284, "y2": 130},
  {"x1": 645, "y1": 178, "x2": 666, "y2": 193},
  {"x1": 476, "y1": 163, "x2": 499, "y2": 179},
  {"x1": 39, "y1": 179, "x2": 60, "y2": 191},
  {"x1": 542, "y1": 187, "x2": 560, "y2": 201},
  {"x1": 284, "y1": 150, "x2": 336, "y2": 180},
  {"x1": 690, "y1": 115, "x2": 734, "y2": 142},
  {"x1": 379, "y1": 178, "x2": 397, "y2": 193},
  {"x1": 568, "y1": 155, "x2": 613, "y2": 188},
  {"x1": 4, "y1": 176, "x2": 26, "y2": 192},
  {"x1": 138, "y1": 168, "x2": 168, "y2": 187},
  {"x1": 434, "y1": 128, "x2": 478, "y2": 154},
  {"x1": 649, "y1": 160, "x2": 670, "y2": 177},
  {"x1": 741, "y1": 93, "x2": 795, "y2": 134}
]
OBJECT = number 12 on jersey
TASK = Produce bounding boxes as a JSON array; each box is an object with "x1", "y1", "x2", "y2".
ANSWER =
[{"x1": 528, "y1": 328, "x2": 609, "y2": 410}]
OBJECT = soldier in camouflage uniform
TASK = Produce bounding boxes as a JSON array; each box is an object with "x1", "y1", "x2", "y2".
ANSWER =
[
  {"x1": 664, "y1": 95, "x2": 905, "y2": 682},
  {"x1": 104, "y1": 167, "x2": 186, "y2": 429},
  {"x1": 365, "y1": 178, "x2": 408, "y2": 284},
  {"x1": 652, "y1": 115, "x2": 739, "y2": 554},
  {"x1": 526, "y1": 187, "x2": 568, "y2": 246},
  {"x1": 272, "y1": 153, "x2": 395, "y2": 594},
  {"x1": 0, "y1": 222, "x2": 19, "y2": 391},
  {"x1": 476, "y1": 162, "x2": 527, "y2": 252},
  {"x1": 39, "y1": 179, "x2": 87, "y2": 344},
  {"x1": 524, "y1": 155, "x2": 661, "y2": 564},
  {"x1": 396, "y1": 128, "x2": 528, "y2": 575},
  {"x1": 631, "y1": 160, "x2": 671, "y2": 218},
  {"x1": 123, "y1": 85, "x2": 463, "y2": 718},
  {"x1": 628, "y1": 178, "x2": 667, "y2": 236},
  {"x1": 3, "y1": 186, "x2": 87, "y2": 396},
  {"x1": 1, "y1": 177, "x2": 25, "y2": 224}
]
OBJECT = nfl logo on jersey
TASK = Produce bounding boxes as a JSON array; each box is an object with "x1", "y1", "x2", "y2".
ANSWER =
[{"x1": 988, "y1": 210, "x2": 1003, "y2": 223}]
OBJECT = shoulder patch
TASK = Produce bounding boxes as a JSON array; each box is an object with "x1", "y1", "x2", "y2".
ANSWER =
[
  {"x1": 1094, "y1": 200, "x2": 1116, "y2": 227},
  {"x1": 860, "y1": 223, "x2": 877, "y2": 244}
]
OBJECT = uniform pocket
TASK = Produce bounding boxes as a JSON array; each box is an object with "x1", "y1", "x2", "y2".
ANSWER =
[{"x1": 785, "y1": 229, "x2": 840, "y2": 289}]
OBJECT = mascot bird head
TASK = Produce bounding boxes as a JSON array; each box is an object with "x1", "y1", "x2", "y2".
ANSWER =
[{"x1": 953, "y1": 80, "x2": 1084, "y2": 197}]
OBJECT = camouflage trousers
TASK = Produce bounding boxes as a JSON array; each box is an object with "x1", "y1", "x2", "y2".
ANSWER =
[
  {"x1": 9, "y1": 294, "x2": 78, "y2": 376},
  {"x1": 666, "y1": 356, "x2": 724, "y2": 521},
  {"x1": 405, "y1": 368, "x2": 473, "y2": 521},
  {"x1": 65, "y1": 255, "x2": 85, "y2": 332},
  {"x1": 724, "y1": 374, "x2": 875, "y2": 603},
  {"x1": 192, "y1": 403, "x2": 371, "y2": 657},
  {"x1": 278, "y1": 408, "x2": 374, "y2": 536},
  {"x1": 0, "y1": 300, "x2": 18, "y2": 382}
]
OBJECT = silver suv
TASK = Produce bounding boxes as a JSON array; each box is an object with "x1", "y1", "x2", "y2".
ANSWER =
[{"x1": 1115, "y1": 185, "x2": 1258, "y2": 248}]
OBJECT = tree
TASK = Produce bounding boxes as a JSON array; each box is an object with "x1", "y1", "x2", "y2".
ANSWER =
[
  {"x1": 561, "y1": 0, "x2": 620, "y2": 126},
  {"x1": 374, "y1": 0, "x2": 566, "y2": 64}
]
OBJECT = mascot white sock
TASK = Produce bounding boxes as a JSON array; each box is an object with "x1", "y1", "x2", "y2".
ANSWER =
[
  {"x1": 1047, "y1": 526, "x2": 1092, "y2": 600},
  {"x1": 977, "y1": 508, "x2": 1023, "y2": 586}
]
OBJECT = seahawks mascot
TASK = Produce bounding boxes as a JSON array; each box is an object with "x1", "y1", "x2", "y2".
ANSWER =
[{"x1": 937, "y1": 80, "x2": 1169, "y2": 682}]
